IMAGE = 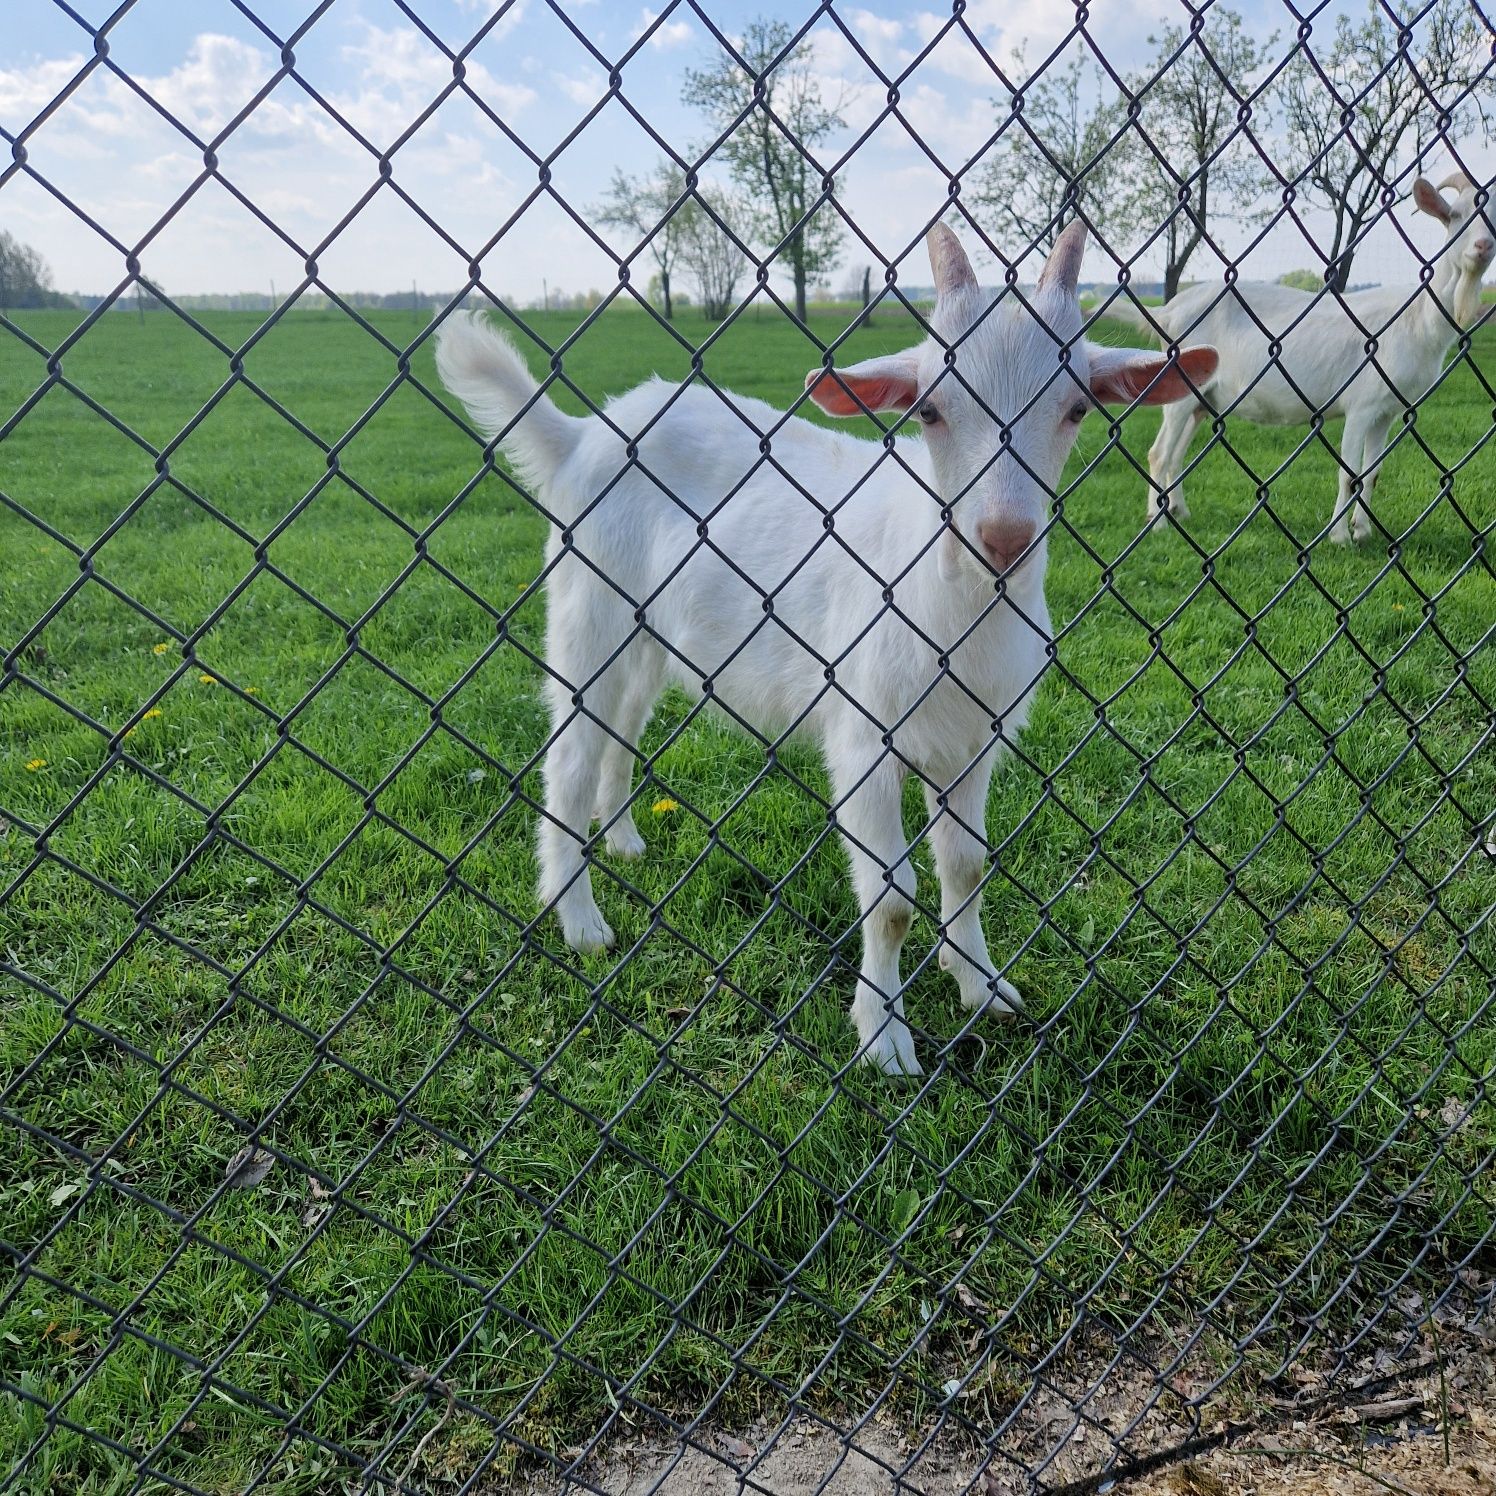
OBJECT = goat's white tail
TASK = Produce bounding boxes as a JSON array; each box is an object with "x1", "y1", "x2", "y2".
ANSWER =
[{"x1": 434, "y1": 311, "x2": 579, "y2": 488}]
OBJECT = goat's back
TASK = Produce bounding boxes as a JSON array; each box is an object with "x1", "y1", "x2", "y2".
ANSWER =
[{"x1": 544, "y1": 380, "x2": 1045, "y2": 759}]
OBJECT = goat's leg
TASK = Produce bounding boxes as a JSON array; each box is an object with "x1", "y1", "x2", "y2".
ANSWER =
[
  {"x1": 537, "y1": 591, "x2": 631, "y2": 953},
  {"x1": 830, "y1": 739, "x2": 920, "y2": 1076},
  {"x1": 924, "y1": 763, "x2": 1022, "y2": 1018},
  {"x1": 1330, "y1": 409, "x2": 1381, "y2": 544},
  {"x1": 592, "y1": 644, "x2": 664, "y2": 858},
  {"x1": 1350, "y1": 415, "x2": 1395, "y2": 543},
  {"x1": 1146, "y1": 403, "x2": 1205, "y2": 523}
]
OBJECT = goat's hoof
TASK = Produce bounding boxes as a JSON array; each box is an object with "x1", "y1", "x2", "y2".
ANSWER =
[
  {"x1": 561, "y1": 906, "x2": 615, "y2": 953},
  {"x1": 964, "y1": 975, "x2": 1024, "y2": 1017},
  {"x1": 604, "y1": 824, "x2": 646, "y2": 859},
  {"x1": 1329, "y1": 521, "x2": 1356, "y2": 545},
  {"x1": 857, "y1": 1025, "x2": 922, "y2": 1078}
]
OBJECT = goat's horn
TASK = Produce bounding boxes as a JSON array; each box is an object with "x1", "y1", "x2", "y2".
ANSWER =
[
  {"x1": 1038, "y1": 219, "x2": 1088, "y2": 295},
  {"x1": 927, "y1": 222, "x2": 977, "y2": 297}
]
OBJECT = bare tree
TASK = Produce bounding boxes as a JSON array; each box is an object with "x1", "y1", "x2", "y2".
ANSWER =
[
  {"x1": 1276, "y1": 0, "x2": 1493, "y2": 292},
  {"x1": 682, "y1": 17, "x2": 847, "y2": 323},
  {"x1": 592, "y1": 160, "x2": 692, "y2": 321},
  {"x1": 0, "y1": 231, "x2": 57, "y2": 310},
  {"x1": 971, "y1": 51, "x2": 1128, "y2": 255},
  {"x1": 677, "y1": 189, "x2": 750, "y2": 322},
  {"x1": 1121, "y1": 8, "x2": 1278, "y2": 300}
]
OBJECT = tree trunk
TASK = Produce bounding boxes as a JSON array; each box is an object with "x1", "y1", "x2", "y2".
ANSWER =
[
  {"x1": 1164, "y1": 262, "x2": 1183, "y2": 302},
  {"x1": 1325, "y1": 207, "x2": 1354, "y2": 295},
  {"x1": 794, "y1": 261, "x2": 808, "y2": 324},
  {"x1": 661, "y1": 267, "x2": 673, "y2": 321},
  {"x1": 859, "y1": 265, "x2": 871, "y2": 329}
]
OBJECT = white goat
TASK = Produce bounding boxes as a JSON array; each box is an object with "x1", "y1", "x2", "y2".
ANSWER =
[
  {"x1": 436, "y1": 223, "x2": 1217, "y2": 1075},
  {"x1": 1121, "y1": 173, "x2": 1494, "y2": 541}
]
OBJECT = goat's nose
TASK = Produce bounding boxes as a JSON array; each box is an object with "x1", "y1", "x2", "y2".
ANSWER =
[
  {"x1": 1474, "y1": 236, "x2": 1495, "y2": 259},
  {"x1": 977, "y1": 517, "x2": 1036, "y2": 571}
]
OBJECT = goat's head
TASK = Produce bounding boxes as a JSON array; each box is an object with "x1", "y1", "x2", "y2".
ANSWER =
[
  {"x1": 1414, "y1": 173, "x2": 1496, "y2": 279},
  {"x1": 805, "y1": 222, "x2": 1217, "y2": 584}
]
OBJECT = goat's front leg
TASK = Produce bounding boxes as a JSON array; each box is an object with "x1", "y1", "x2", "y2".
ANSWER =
[
  {"x1": 1330, "y1": 409, "x2": 1381, "y2": 544},
  {"x1": 925, "y1": 765, "x2": 1022, "y2": 1017},
  {"x1": 830, "y1": 739, "x2": 920, "y2": 1077}
]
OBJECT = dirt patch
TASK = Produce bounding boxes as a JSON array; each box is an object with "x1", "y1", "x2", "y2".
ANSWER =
[
  {"x1": 471, "y1": 1290, "x2": 1496, "y2": 1495},
  {"x1": 1127, "y1": 1412, "x2": 1496, "y2": 1496}
]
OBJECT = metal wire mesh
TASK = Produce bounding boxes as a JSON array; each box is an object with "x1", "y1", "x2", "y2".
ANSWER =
[{"x1": 2, "y1": 1, "x2": 1495, "y2": 1492}]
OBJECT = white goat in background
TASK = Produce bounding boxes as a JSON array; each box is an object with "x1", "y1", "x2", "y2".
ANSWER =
[
  {"x1": 436, "y1": 223, "x2": 1216, "y2": 1075},
  {"x1": 1116, "y1": 173, "x2": 1494, "y2": 541}
]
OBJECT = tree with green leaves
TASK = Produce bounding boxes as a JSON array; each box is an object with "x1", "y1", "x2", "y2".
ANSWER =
[
  {"x1": 0, "y1": 231, "x2": 59, "y2": 310},
  {"x1": 1121, "y1": 8, "x2": 1278, "y2": 300},
  {"x1": 971, "y1": 51, "x2": 1128, "y2": 257},
  {"x1": 681, "y1": 17, "x2": 847, "y2": 323},
  {"x1": 677, "y1": 187, "x2": 750, "y2": 322},
  {"x1": 592, "y1": 160, "x2": 692, "y2": 320},
  {"x1": 1275, "y1": 0, "x2": 1492, "y2": 292}
]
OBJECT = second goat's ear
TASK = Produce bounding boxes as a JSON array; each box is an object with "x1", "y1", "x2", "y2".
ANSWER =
[
  {"x1": 805, "y1": 356, "x2": 921, "y2": 417},
  {"x1": 1412, "y1": 177, "x2": 1453, "y2": 224}
]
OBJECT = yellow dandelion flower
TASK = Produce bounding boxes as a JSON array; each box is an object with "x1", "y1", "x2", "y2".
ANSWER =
[
  {"x1": 1392, "y1": 603, "x2": 1405, "y2": 612},
  {"x1": 152, "y1": 642, "x2": 171, "y2": 655},
  {"x1": 25, "y1": 758, "x2": 47, "y2": 771},
  {"x1": 651, "y1": 797, "x2": 679, "y2": 815},
  {"x1": 143, "y1": 708, "x2": 162, "y2": 720},
  {"x1": 199, "y1": 673, "x2": 217, "y2": 685},
  {"x1": 244, "y1": 687, "x2": 259, "y2": 696},
  {"x1": 123, "y1": 727, "x2": 135, "y2": 738}
]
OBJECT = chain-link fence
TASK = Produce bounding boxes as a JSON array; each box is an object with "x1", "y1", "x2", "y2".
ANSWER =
[{"x1": 3, "y1": 1, "x2": 1495, "y2": 1492}]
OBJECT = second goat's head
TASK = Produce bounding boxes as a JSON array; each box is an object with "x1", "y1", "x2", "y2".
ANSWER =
[{"x1": 806, "y1": 222, "x2": 1218, "y2": 583}]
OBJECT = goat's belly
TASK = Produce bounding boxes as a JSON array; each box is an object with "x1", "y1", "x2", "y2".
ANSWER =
[
  {"x1": 1223, "y1": 368, "x2": 1326, "y2": 424},
  {"x1": 660, "y1": 619, "x2": 827, "y2": 740}
]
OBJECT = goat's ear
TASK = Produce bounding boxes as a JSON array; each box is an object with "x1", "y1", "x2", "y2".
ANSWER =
[
  {"x1": 804, "y1": 356, "x2": 921, "y2": 417},
  {"x1": 1087, "y1": 343, "x2": 1218, "y2": 406},
  {"x1": 1413, "y1": 177, "x2": 1453, "y2": 224}
]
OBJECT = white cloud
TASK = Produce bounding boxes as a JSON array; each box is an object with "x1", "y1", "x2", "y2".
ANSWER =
[
  {"x1": 553, "y1": 71, "x2": 605, "y2": 107},
  {"x1": 454, "y1": 0, "x2": 528, "y2": 28},
  {"x1": 144, "y1": 33, "x2": 273, "y2": 136},
  {"x1": 636, "y1": 8, "x2": 693, "y2": 50},
  {"x1": 0, "y1": 54, "x2": 89, "y2": 127},
  {"x1": 846, "y1": 8, "x2": 906, "y2": 69}
]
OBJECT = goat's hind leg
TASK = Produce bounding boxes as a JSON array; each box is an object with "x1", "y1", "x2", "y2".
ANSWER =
[
  {"x1": 1350, "y1": 415, "x2": 1395, "y2": 543},
  {"x1": 1146, "y1": 401, "x2": 1205, "y2": 523},
  {"x1": 592, "y1": 644, "x2": 664, "y2": 858},
  {"x1": 537, "y1": 588, "x2": 635, "y2": 953}
]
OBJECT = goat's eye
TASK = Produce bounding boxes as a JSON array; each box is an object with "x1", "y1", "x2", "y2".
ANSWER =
[
  {"x1": 1067, "y1": 399, "x2": 1089, "y2": 424},
  {"x1": 917, "y1": 404, "x2": 941, "y2": 426}
]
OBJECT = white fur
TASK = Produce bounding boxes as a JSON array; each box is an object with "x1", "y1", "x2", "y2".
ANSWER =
[
  {"x1": 436, "y1": 226, "x2": 1213, "y2": 1075},
  {"x1": 1126, "y1": 175, "x2": 1495, "y2": 542}
]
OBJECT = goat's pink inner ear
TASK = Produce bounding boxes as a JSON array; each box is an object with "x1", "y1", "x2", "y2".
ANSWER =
[
  {"x1": 804, "y1": 361, "x2": 920, "y2": 417},
  {"x1": 1412, "y1": 177, "x2": 1452, "y2": 223},
  {"x1": 1088, "y1": 346, "x2": 1218, "y2": 406}
]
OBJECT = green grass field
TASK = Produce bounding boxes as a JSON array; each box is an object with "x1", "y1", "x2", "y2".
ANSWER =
[{"x1": 2, "y1": 300, "x2": 1494, "y2": 1492}]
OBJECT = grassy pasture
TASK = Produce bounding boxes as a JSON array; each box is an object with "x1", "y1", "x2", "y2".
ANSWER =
[{"x1": 2, "y1": 299, "x2": 1494, "y2": 1492}]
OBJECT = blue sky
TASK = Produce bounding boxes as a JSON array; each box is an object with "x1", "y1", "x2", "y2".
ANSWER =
[{"x1": 2, "y1": 0, "x2": 1490, "y2": 303}]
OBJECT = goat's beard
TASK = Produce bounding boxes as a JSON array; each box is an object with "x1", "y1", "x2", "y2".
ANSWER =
[{"x1": 1453, "y1": 267, "x2": 1487, "y2": 330}]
